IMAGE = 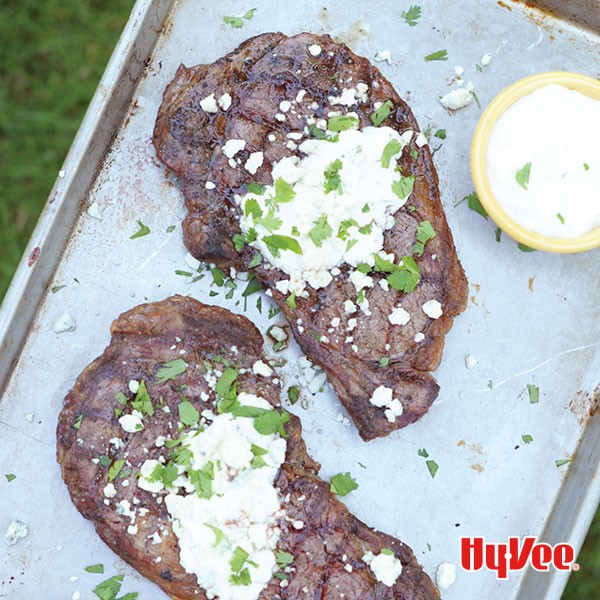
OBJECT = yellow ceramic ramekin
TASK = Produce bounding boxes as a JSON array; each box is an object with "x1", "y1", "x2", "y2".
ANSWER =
[{"x1": 470, "y1": 71, "x2": 600, "y2": 253}]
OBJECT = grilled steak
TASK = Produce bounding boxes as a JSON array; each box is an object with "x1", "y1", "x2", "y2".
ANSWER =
[
  {"x1": 57, "y1": 296, "x2": 440, "y2": 599},
  {"x1": 153, "y1": 33, "x2": 468, "y2": 441}
]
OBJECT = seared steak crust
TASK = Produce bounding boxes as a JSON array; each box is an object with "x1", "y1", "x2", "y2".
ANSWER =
[
  {"x1": 57, "y1": 296, "x2": 439, "y2": 599},
  {"x1": 153, "y1": 33, "x2": 468, "y2": 440}
]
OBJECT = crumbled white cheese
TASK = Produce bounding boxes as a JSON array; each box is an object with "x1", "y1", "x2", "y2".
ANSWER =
[
  {"x1": 374, "y1": 50, "x2": 392, "y2": 65},
  {"x1": 330, "y1": 317, "x2": 341, "y2": 328},
  {"x1": 3, "y1": 520, "x2": 28, "y2": 546},
  {"x1": 245, "y1": 151, "x2": 264, "y2": 175},
  {"x1": 292, "y1": 520, "x2": 305, "y2": 530},
  {"x1": 454, "y1": 65, "x2": 464, "y2": 76},
  {"x1": 481, "y1": 53, "x2": 492, "y2": 67},
  {"x1": 237, "y1": 127, "x2": 411, "y2": 296},
  {"x1": 222, "y1": 138, "x2": 246, "y2": 158},
  {"x1": 218, "y1": 92, "x2": 232, "y2": 111},
  {"x1": 349, "y1": 270, "x2": 374, "y2": 292},
  {"x1": 72, "y1": 592, "x2": 81, "y2": 600},
  {"x1": 330, "y1": 88, "x2": 359, "y2": 106},
  {"x1": 252, "y1": 360, "x2": 273, "y2": 378},
  {"x1": 344, "y1": 300, "x2": 357, "y2": 314},
  {"x1": 128, "y1": 379, "x2": 140, "y2": 394},
  {"x1": 440, "y1": 88, "x2": 473, "y2": 110},
  {"x1": 269, "y1": 326, "x2": 288, "y2": 342},
  {"x1": 308, "y1": 44, "x2": 322, "y2": 56},
  {"x1": 52, "y1": 313, "x2": 76, "y2": 333},
  {"x1": 295, "y1": 89, "x2": 307, "y2": 103},
  {"x1": 118, "y1": 411, "x2": 144, "y2": 433},
  {"x1": 436, "y1": 562, "x2": 457, "y2": 590},
  {"x1": 127, "y1": 524, "x2": 138, "y2": 535},
  {"x1": 465, "y1": 354, "x2": 478, "y2": 369},
  {"x1": 362, "y1": 550, "x2": 403, "y2": 586},
  {"x1": 415, "y1": 132, "x2": 428, "y2": 147},
  {"x1": 200, "y1": 93, "x2": 218, "y2": 113},
  {"x1": 205, "y1": 181, "x2": 216, "y2": 190},
  {"x1": 414, "y1": 332, "x2": 425, "y2": 343},
  {"x1": 422, "y1": 299, "x2": 443, "y2": 319},
  {"x1": 103, "y1": 483, "x2": 117, "y2": 498},
  {"x1": 347, "y1": 318, "x2": 357, "y2": 331},
  {"x1": 279, "y1": 100, "x2": 291, "y2": 113},
  {"x1": 388, "y1": 306, "x2": 410, "y2": 326},
  {"x1": 369, "y1": 385, "x2": 403, "y2": 422}
]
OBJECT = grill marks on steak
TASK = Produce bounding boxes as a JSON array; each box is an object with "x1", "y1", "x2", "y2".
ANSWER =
[
  {"x1": 56, "y1": 296, "x2": 440, "y2": 599},
  {"x1": 153, "y1": 33, "x2": 468, "y2": 440}
]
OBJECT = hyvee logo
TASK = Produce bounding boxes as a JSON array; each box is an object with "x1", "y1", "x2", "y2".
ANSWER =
[{"x1": 461, "y1": 536, "x2": 579, "y2": 579}]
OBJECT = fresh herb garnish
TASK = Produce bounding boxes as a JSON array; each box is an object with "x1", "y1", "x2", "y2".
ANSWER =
[
  {"x1": 250, "y1": 444, "x2": 268, "y2": 468},
  {"x1": 248, "y1": 253, "x2": 262, "y2": 269},
  {"x1": 495, "y1": 227, "x2": 502, "y2": 243},
  {"x1": 285, "y1": 293, "x2": 297, "y2": 309},
  {"x1": 527, "y1": 384, "x2": 540, "y2": 404},
  {"x1": 273, "y1": 177, "x2": 296, "y2": 204},
  {"x1": 99, "y1": 455, "x2": 112, "y2": 468},
  {"x1": 515, "y1": 162, "x2": 532, "y2": 190},
  {"x1": 263, "y1": 234, "x2": 302, "y2": 256},
  {"x1": 166, "y1": 225, "x2": 176, "y2": 233},
  {"x1": 434, "y1": 129, "x2": 447, "y2": 139},
  {"x1": 381, "y1": 139, "x2": 402, "y2": 168},
  {"x1": 379, "y1": 356, "x2": 390, "y2": 368},
  {"x1": 327, "y1": 115, "x2": 359, "y2": 131},
  {"x1": 242, "y1": 276, "x2": 262, "y2": 297},
  {"x1": 254, "y1": 409, "x2": 290, "y2": 438},
  {"x1": 323, "y1": 159, "x2": 343, "y2": 194},
  {"x1": 517, "y1": 243, "x2": 537, "y2": 252},
  {"x1": 189, "y1": 462, "x2": 214, "y2": 498},
  {"x1": 129, "y1": 220, "x2": 150, "y2": 239},
  {"x1": 5, "y1": 474, "x2": 16, "y2": 482},
  {"x1": 392, "y1": 176, "x2": 415, "y2": 200},
  {"x1": 308, "y1": 124, "x2": 327, "y2": 139},
  {"x1": 287, "y1": 386, "x2": 300, "y2": 404},
  {"x1": 275, "y1": 550, "x2": 294, "y2": 568},
  {"x1": 418, "y1": 448, "x2": 429, "y2": 458},
  {"x1": 337, "y1": 218, "x2": 359, "y2": 241},
  {"x1": 85, "y1": 564, "x2": 105, "y2": 574},
  {"x1": 555, "y1": 458, "x2": 570, "y2": 468},
  {"x1": 51, "y1": 285, "x2": 66, "y2": 293},
  {"x1": 178, "y1": 399, "x2": 200, "y2": 426},
  {"x1": 386, "y1": 256, "x2": 421, "y2": 293},
  {"x1": 401, "y1": 5, "x2": 421, "y2": 26},
  {"x1": 92, "y1": 574, "x2": 124, "y2": 600},
  {"x1": 413, "y1": 220, "x2": 436, "y2": 257},
  {"x1": 426, "y1": 460, "x2": 439, "y2": 478},
  {"x1": 424, "y1": 50, "x2": 448, "y2": 61},
  {"x1": 309, "y1": 215, "x2": 333, "y2": 247},
  {"x1": 330, "y1": 472, "x2": 359, "y2": 496},
  {"x1": 371, "y1": 100, "x2": 394, "y2": 126},
  {"x1": 156, "y1": 359, "x2": 188, "y2": 384},
  {"x1": 204, "y1": 523, "x2": 224, "y2": 546},
  {"x1": 521, "y1": 434, "x2": 533, "y2": 444},
  {"x1": 556, "y1": 213, "x2": 565, "y2": 224},
  {"x1": 246, "y1": 182, "x2": 265, "y2": 195},
  {"x1": 584, "y1": 162, "x2": 590, "y2": 171},
  {"x1": 464, "y1": 191, "x2": 488, "y2": 219},
  {"x1": 223, "y1": 8, "x2": 256, "y2": 28},
  {"x1": 73, "y1": 413, "x2": 83, "y2": 430},
  {"x1": 131, "y1": 380, "x2": 153, "y2": 416},
  {"x1": 380, "y1": 548, "x2": 394, "y2": 556},
  {"x1": 108, "y1": 459, "x2": 126, "y2": 482}
]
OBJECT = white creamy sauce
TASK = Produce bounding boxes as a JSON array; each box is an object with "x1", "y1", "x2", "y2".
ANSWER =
[
  {"x1": 162, "y1": 392, "x2": 286, "y2": 600},
  {"x1": 237, "y1": 126, "x2": 412, "y2": 295},
  {"x1": 487, "y1": 84, "x2": 600, "y2": 237}
]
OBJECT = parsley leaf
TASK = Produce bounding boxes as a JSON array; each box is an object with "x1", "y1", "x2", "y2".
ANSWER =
[
  {"x1": 93, "y1": 575, "x2": 123, "y2": 600},
  {"x1": 5, "y1": 473, "x2": 16, "y2": 482},
  {"x1": 246, "y1": 182, "x2": 265, "y2": 195},
  {"x1": 256, "y1": 210, "x2": 282, "y2": 232},
  {"x1": 371, "y1": 100, "x2": 394, "y2": 126},
  {"x1": 424, "y1": 50, "x2": 448, "y2": 61},
  {"x1": 418, "y1": 448, "x2": 429, "y2": 458},
  {"x1": 215, "y1": 367, "x2": 238, "y2": 405},
  {"x1": 401, "y1": 5, "x2": 421, "y2": 26},
  {"x1": 189, "y1": 462, "x2": 214, "y2": 498},
  {"x1": 287, "y1": 385, "x2": 300, "y2": 404},
  {"x1": 381, "y1": 139, "x2": 402, "y2": 168},
  {"x1": 465, "y1": 191, "x2": 488, "y2": 220},
  {"x1": 323, "y1": 159, "x2": 343, "y2": 194},
  {"x1": 309, "y1": 215, "x2": 333, "y2": 247},
  {"x1": 230, "y1": 546, "x2": 250, "y2": 573},
  {"x1": 275, "y1": 550, "x2": 294, "y2": 568},
  {"x1": 286, "y1": 293, "x2": 297, "y2": 309},
  {"x1": 250, "y1": 444, "x2": 268, "y2": 468},
  {"x1": 434, "y1": 129, "x2": 447, "y2": 139},
  {"x1": 131, "y1": 380, "x2": 153, "y2": 416},
  {"x1": 426, "y1": 459, "x2": 439, "y2": 478},
  {"x1": 386, "y1": 256, "x2": 420, "y2": 293},
  {"x1": 254, "y1": 409, "x2": 290, "y2": 438},
  {"x1": 108, "y1": 459, "x2": 126, "y2": 482},
  {"x1": 381, "y1": 548, "x2": 395, "y2": 556},
  {"x1": 327, "y1": 115, "x2": 359, "y2": 131},
  {"x1": 392, "y1": 176, "x2": 415, "y2": 200},
  {"x1": 223, "y1": 9, "x2": 256, "y2": 29},
  {"x1": 204, "y1": 523, "x2": 224, "y2": 546},
  {"x1": 244, "y1": 198, "x2": 262, "y2": 219},
  {"x1": 515, "y1": 162, "x2": 532, "y2": 190},
  {"x1": 273, "y1": 178, "x2": 296, "y2": 204},
  {"x1": 85, "y1": 564, "x2": 104, "y2": 574},
  {"x1": 129, "y1": 220, "x2": 150, "y2": 239},
  {"x1": 413, "y1": 220, "x2": 436, "y2": 257},
  {"x1": 178, "y1": 399, "x2": 200, "y2": 426},
  {"x1": 521, "y1": 434, "x2": 533, "y2": 444},
  {"x1": 337, "y1": 218, "x2": 359, "y2": 241},
  {"x1": 156, "y1": 358, "x2": 188, "y2": 383},
  {"x1": 527, "y1": 384, "x2": 540, "y2": 404},
  {"x1": 330, "y1": 472, "x2": 359, "y2": 496},
  {"x1": 263, "y1": 234, "x2": 302, "y2": 256}
]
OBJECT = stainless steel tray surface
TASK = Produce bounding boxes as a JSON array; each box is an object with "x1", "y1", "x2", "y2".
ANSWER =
[{"x1": 1, "y1": 1, "x2": 598, "y2": 598}]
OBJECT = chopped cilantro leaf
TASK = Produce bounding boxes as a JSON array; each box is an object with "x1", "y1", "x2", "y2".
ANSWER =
[
  {"x1": 386, "y1": 256, "x2": 420, "y2": 293},
  {"x1": 215, "y1": 367, "x2": 238, "y2": 402},
  {"x1": 362, "y1": 203, "x2": 370, "y2": 213},
  {"x1": 371, "y1": 100, "x2": 394, "y2": 126},
  {"x1": 189, "y1": 462, "x2": 214, "y2": 498},
  {"x1": 330, "y1": 472, "x2": 359, "y2": 496},
  {"x1": 178, "y1": 399, "x2": 200, "y2": 426},
  {"x1": 211, "y1": 266, "x2": 226, "y2": 287},
  {"x1": 401, "y1": 5, "x2": 421, "y2": 26},
  {"x1": 156, "y1": 358, "x2": 188, "y2": 383},
  {"x1": 230, "y1": 568, "x2": 252, "y2": 586},
  {"x1": 381, "y1": 139, "x2": 402, "y2": 168},
  {"x1": 205, "y1": 523, "x2": 224, "y2": 546},
  {"x1": 244, "y1": 198, "x2": 262, "y2": 219},
  {"x1": 254, "y1": 409, "x2": 290, "y2": 438},
  {"x1": 93, "y1": 575, "x2": 124, "y2": 600},
  {"x1": 175, "y1": 270, "x2": 193, "y2": 277},
  {"x1": 380, "y1": 548, "x2": 394, "y2": 556},
  {"x1": 172, "y1": 445, "x2": 193, "y2": 467},
  {"x1": 323, "y1": 159, "x2": 343, "y2": 194},
  {"x1": 243, "y1": 8, "x2": 257, "y2": 19},
  {"x1": 309, "y1": 215, "x2": 333, "y2": 247},
  {"x1": 515, "y1": 162, "x2": 532, "y2": 190},
  {"x1": 434, "y1": 129, "x2": 447, "y2": 139},
  {"x1": 85, "y1": 564, "x2": 105, "y2": 574},
  {"x1": 418, "y1": 448, "x2": 429, "y2": 458},
  {"x1": 413, "y1": 220, "x2": 436, "y2": 257},
  {"x1": 527, "y1": 384, "x2": 540, "y2": 404},
  {"x1": 286, "y1": 293, "x2": 297, "y2": 309},
  {"x1": 276, "y1": 550, "x2": 294, "y2": 568},
  {"x1": 557, "y1": 213, "x2": 565, "y2": 224},
  {"x1": 521, "y1": 434, "x2": 533, "y2": 444},
  {"x1": 273, "y1": 178, "x2": 296, "y2": 204},
  {"x1": 426, "y1": 459, "x2": 439, "y2": 478},
  {"x1": 233, "y1": 234, "x2": 246, "y2": 252},
  {"x1": 358, "y1": 223, "x2": 373, "y2": 235},
  {"x1": 263, "y1": 234, "x2": 302, "y2": 256},
  {"x1": 466, "y1": 191, "x2": 488, "y2": 220},
  {"x1": 108, "y1": 459, "x2": 126, "y2": 482},
  {"x1": 223, "y1": 16, "x2": 244, "y2": 28},
  {"x1": 116, "y1": 593, "x2": 138, "y2": 600},
  {"x1": 584, "y1": 162, "x2": 590, "y2": 171},
  {"x1": 337, "y1": 218, "x2": 359, "y2": 241},
  {"x1": 517, "y1": 243, "x2": 537, "y2": 252},
  {"x1": 392, "y1": 176, "x2": 415, "y2": 200},
  {"x1": 99, "y1": 455, "x2": 112, "y2": 468},
  {"x1": 248, "y1": 253, "x2": 262, "y2": 269},
  {"x1": 495, "y1": 227, "x2": 502, "y2": 243},
  {"x1": 5, "y1": 473, "x2": 16, "y2": 482},
  {"x1": 308, "y1": 124, "x2": 327, "y2": 139},
  {"x1": 424, "y1": 50, "x2": 448, "y2": 61},
  {"x1": 230, "y1": 546, "x2": 250, "y2": 573},
  {"x1": 51, "y1": 285, "x2": 66, "y2": 293},
  {"x1": 73, "y1": 413, "x2": 83, "y2": 430},
  {"x1": 357, "y1": 263, "x2": 371, "y2": 274},
  {"x1": 555, "y1": 458, "x2": 570, "y2": 468},
  {"x1": 242, "y1": 276, "x2": 262, "y2": 297},
  {"x1": 166, "y1": 225, "x2": 176, "y2": 233},
  {"x1": 129, "y1": 220, "x2": 150, "y2": 239},
  {"x1": 258, "y1": 209, "x2": 283, "y2": 232},
  {"x1": 287, "y1": 385, "x2": 300, "y2": 404},
  {"x1": 327, "y1": 115, "x2": 359, "y2": 131},
  {"x1": 246, "y1": 183, "x2": 265, "y2": 195},
  {"x1": 379, "y1": 356, "x2": 390, "y2": 368},
  {"x1": 131, "y1": 380, "x2": 153, "y2": 416}
]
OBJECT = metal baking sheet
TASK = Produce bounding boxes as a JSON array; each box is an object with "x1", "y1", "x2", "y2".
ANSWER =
[{"x1": 1, "y1": 1, "x2": 598, "y2": 598}]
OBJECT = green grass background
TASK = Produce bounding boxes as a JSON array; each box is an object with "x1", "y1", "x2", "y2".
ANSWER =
[{"x1": 0, "y1": 1, "x2": 597, "y2": 597}]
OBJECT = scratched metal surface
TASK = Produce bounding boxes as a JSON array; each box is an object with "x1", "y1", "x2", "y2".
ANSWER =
[{"x1": 0, "y1": 0, "x2": 599, "y2": 598}]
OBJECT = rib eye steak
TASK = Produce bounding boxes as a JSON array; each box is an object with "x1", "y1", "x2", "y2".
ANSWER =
[
  {"x1": 153, "y1": 33, "x2": 468, "y2": 441},
  {"x1": 57, "y1": 296, "x2": 440, "y2": 599}
]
